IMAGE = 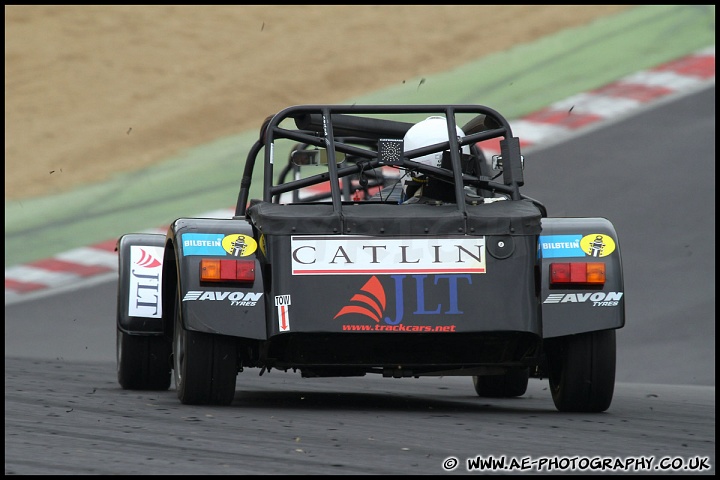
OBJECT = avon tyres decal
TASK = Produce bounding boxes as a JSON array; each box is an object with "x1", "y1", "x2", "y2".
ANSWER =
[
  {"x1": 291, "y1": 235, "x2": 486, "y2": 275},
  {"x1": 544, "y1": 291, "x2": 623, "y2": 307},
  {"x1": 540, "y1": 234, "x2": 616, "y2": 258},
  {"x1": 182, "y1": 233, "x2": 257, "y2": 257},
  {"x1": 183, "y1": 290, "x2": 263, "y2": 306},
  {"x1": 333, "y1": 274, "x2": 468, "y2": 328},
  {"x1": 128, "y1": 246, "x2": 163, "y2": 318}
]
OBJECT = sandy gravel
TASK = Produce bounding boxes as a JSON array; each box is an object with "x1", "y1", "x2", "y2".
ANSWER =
[{"x1": 4, "y1": 5, "x2": 629, "y2": 200}]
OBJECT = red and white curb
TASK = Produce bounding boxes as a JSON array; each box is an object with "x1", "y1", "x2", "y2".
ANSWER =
[
  {"x1": 5, "y1": 47, "x2": 714, "y2": 304},
  {"x1": 477, "y1": 45, "x2": 715, "y2": 157}
]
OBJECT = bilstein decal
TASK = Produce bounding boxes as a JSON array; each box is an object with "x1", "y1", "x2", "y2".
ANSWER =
[
  {"x1": 291, "y1": 235, "x2": 486, "y2": 275},
  {"x1": 579, "y1": 234, "x2": 616, "y2": 258},
  {"x1": 221, "y1": 234, "x2": 257, "y2": 256},
  {"x1": 182, "y1": 233, "x2": 257, "y2": 257},
  {"x1": 540, "y1": 234, "x2": 616, "y2": 258}
]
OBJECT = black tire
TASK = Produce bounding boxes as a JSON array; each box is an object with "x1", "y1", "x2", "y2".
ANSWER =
[
  {"x1": 173, "y1": 290, "x2": 237, "y2": 405},
  {"x1": 116, "y1": 329, "x2": 172, "y2": 390},
  {"x1": 472, "y1": 367, "x2": 529, "y2": 398},
  {"x1": 545, "y1": 329, "x2": 616, "y2": 413}
]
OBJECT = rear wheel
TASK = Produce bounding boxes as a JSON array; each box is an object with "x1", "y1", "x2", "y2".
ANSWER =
[
  {"x1": 173, "y1": 289, "x2": 237, "y2": 405},
  {"x1": 545, "y1": 329, "x2": 616, "y2": 412},
  {"x1": 472, "y1": 367, "x2": 529, "y2": 398},
  {"x1": 116, "y1": 329, "x2": 171, "y2": 390}
]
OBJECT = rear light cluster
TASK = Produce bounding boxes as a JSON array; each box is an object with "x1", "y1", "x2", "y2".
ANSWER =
[
  {"x1": 200, "y1": 259, "x2": 255, "y2": 283},
  {"x1": 550, "y1": 262, "x2": 605, "y2": 285}
]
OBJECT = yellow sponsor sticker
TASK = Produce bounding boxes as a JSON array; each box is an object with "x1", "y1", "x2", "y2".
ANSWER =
[
  {"x1": 580, "y1": 234, "x2": 616, "y2": 258},
  {"x1": 221, "y1": 234, "x2": 258, "y2": 257}
]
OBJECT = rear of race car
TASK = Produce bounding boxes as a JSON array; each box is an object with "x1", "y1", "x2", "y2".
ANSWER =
[
  {"x1": 246, "y1": 197, "x2": 544, "y2": 379},
  {"x1": 115, "y1": 104, "x2": 624, "y2": 412}
]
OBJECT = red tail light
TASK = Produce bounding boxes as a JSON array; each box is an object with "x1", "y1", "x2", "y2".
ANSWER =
[
  {"x1": 550, "y1": 262, "x2": 605, "y2": 285},
  {"x1": 200, "y1": 259, "x2": 255, "y2": 283}
]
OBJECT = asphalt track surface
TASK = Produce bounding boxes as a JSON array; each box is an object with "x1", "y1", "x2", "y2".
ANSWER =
[{"x1": 4, "y1": 84, "x2": 715, "y2": 475}]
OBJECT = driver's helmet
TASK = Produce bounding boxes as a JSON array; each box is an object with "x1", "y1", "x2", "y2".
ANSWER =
[
  {"x1": 403, "y1": 116, "x2": 470, "y2": 168},
  {"x1": 401, "y1": 116, "x2": 470, "y2": 202}
]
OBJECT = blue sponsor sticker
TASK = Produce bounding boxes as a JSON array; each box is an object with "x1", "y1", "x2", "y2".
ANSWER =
[
  {"x1": 182, "y1": 233, "x2": 225, "y2": 256},
  {"x1": 539, "y1": 235, "x2": 585, "y2": 258}
]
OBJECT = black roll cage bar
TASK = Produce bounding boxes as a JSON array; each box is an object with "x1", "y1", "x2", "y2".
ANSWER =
[{"x1": 236, "y1": 105, "x2": 538, "y2": 217}]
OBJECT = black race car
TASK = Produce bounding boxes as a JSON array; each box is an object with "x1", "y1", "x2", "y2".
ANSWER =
[{"x1": 116, "y1": 104, "x2": 624, "y2": 412}]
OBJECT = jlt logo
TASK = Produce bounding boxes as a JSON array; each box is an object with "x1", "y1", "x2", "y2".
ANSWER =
[
  {"x1": 334, "y1": 274, "x2": 471, "y2": 325},
  {"x1": 131, "y1": 269, "x2": 160, "y2": 315},
  {"x1": 128, "y1": 246, "x2": 163, "y2": 318}
]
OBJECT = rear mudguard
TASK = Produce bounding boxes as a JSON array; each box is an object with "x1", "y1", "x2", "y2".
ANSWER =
[
  {"x1": 259, "y1": 233, "x2": 541, "y2": 337},
  {"x1": 117, "y1": 233, "x2": 166, "y2": 335},
  {"x1": 246, "y1": 199, "x2": 544, "y2": 339},
  {"x1": 163, "y1": 217, "x2": 267, "y2": 340},
  {"x1": 539, "y1": 217, "x2": 625, "y2": 338}
]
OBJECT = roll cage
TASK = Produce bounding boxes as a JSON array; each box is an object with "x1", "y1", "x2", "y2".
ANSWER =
[{"x1": 235, "y1": 105, "x2": 546, "y2": 217}]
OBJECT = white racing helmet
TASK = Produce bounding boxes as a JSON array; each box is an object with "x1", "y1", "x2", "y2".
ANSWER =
[{"x1": 403, "y1": 116, "x2": 470, "y2": 168}]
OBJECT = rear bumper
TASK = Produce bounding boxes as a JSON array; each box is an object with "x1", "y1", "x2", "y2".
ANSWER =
[{"x1": 262, "y1": 331, "x2": 541, "y2": 373}]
